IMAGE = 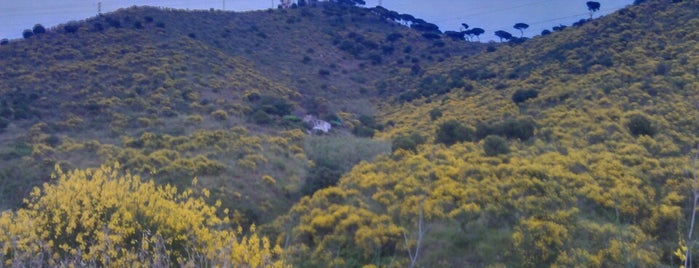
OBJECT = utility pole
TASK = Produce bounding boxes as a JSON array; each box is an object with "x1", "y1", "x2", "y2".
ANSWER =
[
  {"x1": 98, "y1": 2, "x2": 102, "y2": 15},
  {"x1": 222, "y1": 0, "x2": 225, "y2": 10},
  {"x1": 378, "y1": 0, "x2": 382, "y2": 6}
]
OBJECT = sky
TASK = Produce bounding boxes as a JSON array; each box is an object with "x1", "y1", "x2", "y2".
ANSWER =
[{"x1": 0, "y1": 0, "x2": 634, "y2": 42}]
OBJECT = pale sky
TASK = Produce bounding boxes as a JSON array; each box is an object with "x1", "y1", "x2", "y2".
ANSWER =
[{"x1": 1, "y1": 0, "x2": 634, "y2": 42}]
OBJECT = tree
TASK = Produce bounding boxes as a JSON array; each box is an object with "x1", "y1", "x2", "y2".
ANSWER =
[
  {"x1": 64, "y1": 23, "x2": 79, "y2": 34},
  {"x1": 470, "y1": 27, "x2": 484, "y2": 41},
  {"x1": 444, "y1": 31, "x2": 465, "y2": 41},
  {"x1": 22, "y1": 29, "x2": 33, "y2": 39},
  {"x1": 0, "y1": 38, "x2": 8, "y2": 45},
  {"x1": 541, "y1": 29, "x2": 552, "y2": 36},
  {"x1": 461, "y1": 23, "x2": 469, "y2": 31},
  {"x1": 513, "y1": 22, "x2": 529, "y2": 37},
  {"x1": 626, "y1": 114, "x2": 656, "y2": 137},
  {"x1": 586, "y1": 1, "x2": 601, "y2": 18},
  {"x1": 494, "y1": 30, "x2": 513, "y2": 42},
  {"x1": 32, "y1": 24, "x2": 46, "y2": 35},
  {"x1": 435, "y1": 120, "x2": 474, "y2": 146},
  {"x1": 483, "y1": 135, "x2": 510, "y2": 156}
]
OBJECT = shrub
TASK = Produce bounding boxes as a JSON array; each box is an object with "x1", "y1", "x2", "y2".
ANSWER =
[
  {"x1": 435, "y1": 120, "x2": 475, "y2": 146},
  {"x1": 93, "y1": 22, "x2": 104, "y2": 32},
  {"x1": 483, "y1": 135, "x2": 510, "y2": 156},
  {"x1": 386, "y1": 33, "x2": 403, "y2": 42},
  {"x1": 512, "y1": 89, "x2": 539, "y2": 104},
  {"x1": 477, "y1": 117, "x2": 536, "y2": 141},
  {"x1": 318, "y1": 69, "x2": 330, "y2": 76},
  {"x1": 211, "y1": 109, "x2": 228, "y2": 121},
  {"x1": 0, "y1": 39, "x2": 8, "y2": 45},
  {"x1": 352, "y1": 125, "x2": 375, "y2": 137},
  {"x1": 22, "y1": 29, "x2": 33, "y2": 39},
  {"x1": 626, "y1": 114, "x2": 656, "y2": 137},
  {"x1": 429, "y1": 108, "x2": 443, "y2": 120},
  {"x1": 32, "y1": 24, "x2": 46, "y2": 35},
  {"x1": 251, "y1": 110, "x2": 271, "y2": 124},
  {"x1": 64, "y1": 23, "x2": 79, "y2": 33},
  {"x1": 0, "y1": 164, "x2": 285, "y2": 267},
  {"x1": 391, "y1": 132, "x2": 426, "y2": 153}
]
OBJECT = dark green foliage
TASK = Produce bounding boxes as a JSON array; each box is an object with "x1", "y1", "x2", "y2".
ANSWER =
[
  {"x1": 301, "y1": 135, "x2": 389, "y2": 195},
  {"x1": 318, "y1": 69, "x2": 330, "y2": 76},
  {"x1": 144, "y1": 16, "x2": 154, "y2": 23},
  {"x1": 476, "y1": 117, "x2": 536, "y2": 141},
  {"x1": 483, "y1": 135, "x2": 510, "y2": 156},
  {"x1": 541, "y1": 29, "x2": 551, "y2": 36},
  {"x1": 64, "y1": 23, "x2": 79, "y2": 34},
  {"x1": 422, "y1": 32, "x2": 441, "y2": 40},
  {"x1": 411, "y1": 22, "x2": 440, "y2": 33},
  {"x1": 93, "y1": 22, "x2": 104, "y2": 32},
  {"x1": 106, "y1": 17, "x2": 121, "y2": 28},
  {"x1": 0, "y1": 39, "x2": 8, "y2": 45},
  {"x1": 133, "y1": 21, "x2": 144, "y2": 29},
  {"x1": 353, "y1": 114, "x2": 378, "y2": 137},
  {"x1": 444, "y1": 31, "x2": 465, "y2": 41},
  {"x1": 302, "y1": 55, "x2": 311, "y2": 64},
  {"x1": 513, "y1": 23, "x2": 528, "y2": 37},
  {"x1": 32, "y1": 24, "x2": 46, "y2": 35},
  {"x1": 45, "y1": 135, "x2": 61, "y2": 147},
  {"x1": 253, "y1": 95, "x2": 293, "y2": 116},
  {"x1": 429, "y1": 108, "x2": 443, "y2": 120},
  {"x1": 386, "y1": 32, "x2": 403, "y2": 42},
  {"x1": 391, "y1": 132, "x2": 426, "y2": 153},
  {"x1": 435, "y1": 120, "x2": 475, "y2": 146},
  {"x1": 22, "y1": 29, "x2": 33, "y2": 39},
  {"x1": 494, "y1": 30, "x2": 513, "y2": 42},
  {"x1": 512, "y1": 89, "x2": 539, "y2": 104},
  {"x1": 626, "y1": 114, "x2": 656, "y2": 137},
  {"x1": 352, "y1": 125, "x2": 375, "y2": 137},
  {"x1": 369, "y1": 54, "x2": 382, "y2": 65},
  {"x1": 586, "y1": 1, "x2": 601, "y2": 12},
  {"x1": 156, "y1": 22, "x2": 165, "y2": 28},
  {"x1": 251, "y1": 110, "x2": 271, "y2": 124},
  {"x1": 188, "y1": 33, "x2": 196, "y2": 39}
]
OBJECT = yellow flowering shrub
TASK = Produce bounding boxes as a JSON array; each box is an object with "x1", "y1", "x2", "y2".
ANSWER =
[{"x1": 0, "y1": 163, "x2": 286, "y2": 267}]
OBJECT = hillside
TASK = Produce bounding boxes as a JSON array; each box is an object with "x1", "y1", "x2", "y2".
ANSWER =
[
  {"x1": 272, "y1": 0, "x2": 699, "y2": 267},
  {"x1": 1, "y1": 0, "x2": 699, "y2": 267},
  {"x1": 0, "y1": 2, "x2": 481, "y2": 220}
]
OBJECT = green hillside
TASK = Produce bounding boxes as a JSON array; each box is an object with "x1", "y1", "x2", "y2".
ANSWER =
[
  {"x1": 1, "y1": 0, "x2": 699, "y2": 267},
  {"x1": 273, "y1": 0, "x2": 699, "y2": 267},
  {"x1": 0, "y1": 2, "x2": 480, "y2": 220}
]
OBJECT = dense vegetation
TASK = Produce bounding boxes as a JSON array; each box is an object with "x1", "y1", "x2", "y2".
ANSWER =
[{"x1": 1, "y1": 0, "x2": 699, "y2": 266}]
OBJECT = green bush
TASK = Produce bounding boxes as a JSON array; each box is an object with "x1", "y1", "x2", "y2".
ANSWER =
[
  {"x1": 476, "y1": 117, "x2": 536, "y2": 141},
  {"x1": 429, "y1": 108, "x2": 443, "y2": 120},
  {"x1": 435, "y1": 120, "x2": 475, "y2": 146},
  {"x1": 512, "y1": 89, "x2": 539, "y2": 104},
  {"x1": 626, "y1": 114, "x2": 656, "y2": 137},
  {"x1": 392, "y1": 132, "x2": 426, "y2": 153},
  {"x1": 483, "y1": 135, "x2": 510, "y2": 156}
]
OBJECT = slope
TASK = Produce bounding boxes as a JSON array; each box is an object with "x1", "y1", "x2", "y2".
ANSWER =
[
  {"x1": 0, "y1": 2, "x2": 482, "y2": 220},
  {"x1": 274, "y1": 0, "x2": 699, "y2": 267}
]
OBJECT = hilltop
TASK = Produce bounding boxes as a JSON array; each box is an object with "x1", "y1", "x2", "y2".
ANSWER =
[{"x1": 1, "y1": 0, "x2": 699, "y2": 267}]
